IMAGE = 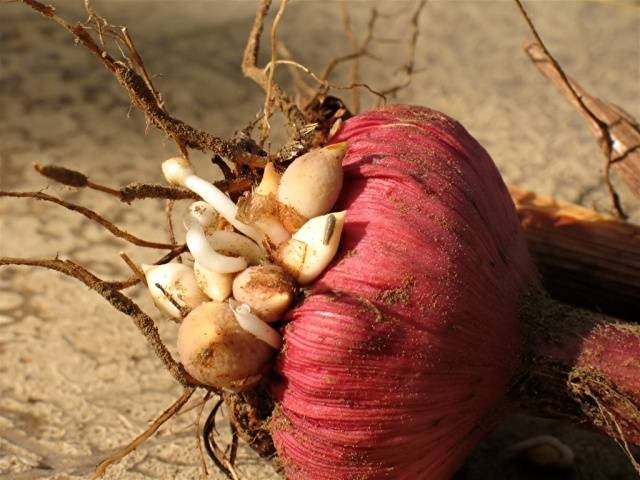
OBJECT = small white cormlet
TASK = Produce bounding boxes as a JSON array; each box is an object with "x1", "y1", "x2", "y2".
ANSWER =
[
  {"x1": 276, "y1": 211, "x2": 346, "y2": 285},
  {"x1": 142, "y1": 263, "x2": 208, "y2": 319}
]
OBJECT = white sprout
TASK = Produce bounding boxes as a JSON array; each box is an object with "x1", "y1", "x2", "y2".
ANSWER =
[
  {"x1": 162, "y1": 157, "x2": 264, "y2": 244},
  {"x1": 185, "y1": 222, "x2": 247, "y2": 274},
  {"x1": 229, "y1": 299, "x2": 282, "y2": 349},
  {"x1": 208, "y1": 230, "x2": 265, "y2": 264},
  {"x1": 188, "y1": 201, "x2": 219, "y2": 233}
]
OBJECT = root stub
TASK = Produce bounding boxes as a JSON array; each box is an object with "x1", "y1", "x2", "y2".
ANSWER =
[
  {"x1": 516, "y1": 288, "x2": 640, "y2": 470},
  {"x1": 223, "y1": 384, "x2": 277, "y2": 459},
  {"x1": 570, "y1": 369, "x2": 640, "y2": 447}
]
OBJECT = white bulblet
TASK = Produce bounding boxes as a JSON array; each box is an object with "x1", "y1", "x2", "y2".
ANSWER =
[
  {"x1": 277, "y1": 142, "x2": 346, "y2": 218},
  {"x1": 193, "y1": 261, "x2": 234, "y2": 302},
  {"x1": 276, "y1": 210, "x2": 346, "y2": 285},
  {"x1": 232, "y1": 264, "x2": 295, "y2": 322},
  {"x1": 208, "y1": 230, "x2": 266, "y2": 265},
  {"x1": 177, "y1": 301, "x2": 274, "y2": 391},
  {"x1": 142, "y1": 263, "x2": 208, "y2": 319}
]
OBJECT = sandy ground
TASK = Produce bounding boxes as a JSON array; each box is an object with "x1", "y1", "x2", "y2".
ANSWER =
[{"x1": 1, "y1": 1, "x2": 639, "y2": 479}]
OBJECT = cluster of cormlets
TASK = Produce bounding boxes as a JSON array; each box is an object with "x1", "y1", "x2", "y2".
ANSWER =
[{"x1": 142, "y1": 143, "x2": 347, "y2": 391}]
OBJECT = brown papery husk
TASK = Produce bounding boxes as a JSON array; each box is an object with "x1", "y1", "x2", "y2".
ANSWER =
[{"x1": 237, "y1": 191, "x2": 307, "y2": 233}]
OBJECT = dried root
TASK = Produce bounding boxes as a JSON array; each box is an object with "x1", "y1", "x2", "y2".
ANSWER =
[
  {"x1": 34, "y1": 163, "x2": 198, "y2": 202},
  {"x1": 223, "y1": 384, "x2": 277, "y2": 460},
  {"x1": 319, "y1": 1, "x2": 428, "y2": 112},
  {"x1": 21, "y1": 0, "x2": 261, "y2": 165},
  {"x1": 195, "y1": 391, "x2": 214, "y2": 478},
  {"x1": 260, "y1": 0, "x2": 291, "y2": 143},
  {"x1": 202, "y1": 399, "x2": 241, "y2": 480},
  {"x1": 0, "y1": 256, "x2": 193, "y2": 386},
  {"x1": 320, "y1": 6, "x2": 380, "y2": 112},
  {"x1": 240, "y1": 0, "x2": 427, "y2": 149},
  {"x1": 378, "y1": 0, "x2": 427, "y2": 99},
  {"x1": 514, "y1": 0, "x2": 640, "y2": 219},
  {"x1": 0, "y1": 190, "x2": 178, "y2": 250},
  {"x1": 165, "y1": 199, "x2": 179, "y2": 252},
  {"x1": 242, "y1": 0, "x2": 307, "y2": 137},
  {"x1": 91, "y1": 388, "x2": 196, "y2": 479},
  {"x1": 276, "y1": 42, "x2": 318, "y2": 103},
  {"x1": 569, "y1": 369, "x2": 640, "y2": 473}
]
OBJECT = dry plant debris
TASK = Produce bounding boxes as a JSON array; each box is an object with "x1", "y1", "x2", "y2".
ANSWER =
[{"x1": 514, "y1": 0, "x2": 640, "y2": 219}]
